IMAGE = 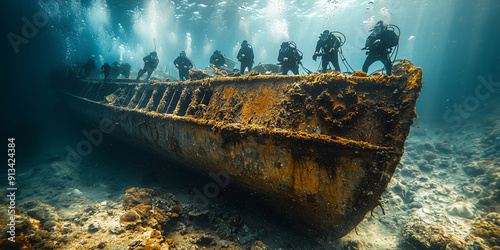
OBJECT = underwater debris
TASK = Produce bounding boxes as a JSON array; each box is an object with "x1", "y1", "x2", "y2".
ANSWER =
[
  {"x1": 0, "y1": 188, "x2": 276, "y2": 249},
  {"x1": 213, "y1": 66, "x2": 227, "y2": 76},
  {"x1": 253, "y1": 63, "x2": 280, "y2": 75},
  {"x1": 0, "y1": 201, "x2": 67, "y2": 249},
  {"x1": 472, "y1": 213, "x2": 500, "y2": 248},
  {"x1": 446, "y1": 201, "x2": 476, "y2": 219},
  {"x1": 123, "y1": 187, "x2": 154, "y2": 209},
  {"x1": 251, "y1": 240, "x2": 270, "y2": 249},
  {"x1": 402, "y1": 221, "x2": 464, "y2": 249},
  {"x1": 120, "y1": 210, "x2": 141, "y2": 228},
  {"x1": 189, "y1": 69, "x2": 213, "y2": 80},
  {"x1": 87, "y1": 221, "x2": 101, "y2": 233}
]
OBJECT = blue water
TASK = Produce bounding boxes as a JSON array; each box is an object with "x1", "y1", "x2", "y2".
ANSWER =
[
  {"x1": 4, "y1": 0, "x2": 500, "y2": 126},
  {"x1": 1, "y1": 0, "x2": 500, "y2": 247},
  {"x1": 3, "y1": 1, "x2": 499, "y2": 129}
]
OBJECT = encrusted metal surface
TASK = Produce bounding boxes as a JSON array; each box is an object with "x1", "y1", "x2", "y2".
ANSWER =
[{"x1": 55, "y1": 60, "x2": 423, "y2": 241}]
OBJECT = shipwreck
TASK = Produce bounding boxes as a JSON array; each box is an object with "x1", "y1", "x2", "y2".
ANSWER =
[{"x1": 52, "y1": 60, "x2": 423, "y2": 241}]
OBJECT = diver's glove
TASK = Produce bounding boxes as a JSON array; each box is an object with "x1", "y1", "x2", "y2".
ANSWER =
[{"x1": 312, "y1": 54, "x2": 318, "y2": 60}]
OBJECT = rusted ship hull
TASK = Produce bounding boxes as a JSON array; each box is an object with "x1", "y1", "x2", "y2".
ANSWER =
[{"x1": 53, "y1": 61, "x2": 423, "y2": 241}]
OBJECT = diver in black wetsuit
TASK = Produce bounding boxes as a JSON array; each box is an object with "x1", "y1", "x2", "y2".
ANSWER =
[
  {"x1": 100, "y1": 63, "x2": 111, "y2": 81},
  {"x1": 81, "y1": 56, "x2": 97, "y2": 78},
  {"x1": 110, "y1": 61, "x2": 120, "y2": 79},
  {"x1": 173, "y1": 51, "x2": 193, "y2": 81},
  {"x1": 120, "y1": 62, "x2": 131, "y2": 78},
  {"x1": 362, "y1": 21, "x2": 399, "y2": 75},
  {"x1": 313, "y1": 30, "x2": 341, "y2": 73},
  {"x1": 237, "y1": 40, "x2": 254, "y2": 74},
  {"x1": 136, "y1": 51, "x2": 159, "y2": 81},
  {"x1": 277, "y1": 41, "x2": 303, "y2": 75},
  {"x1": 210, "y1": 50, "x2": 225, "y2": 69}
]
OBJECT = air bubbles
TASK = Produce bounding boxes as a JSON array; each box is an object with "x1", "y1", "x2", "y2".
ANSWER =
[
  {"x1": 379, "y1": 7, "x2": 391, "y2": 20},
  {"x1": 186, "y1": 33, "x2": 192, "y2": 57},
  {"x1": 119, "y1": 44, "x2": 125, "y2": 62}
]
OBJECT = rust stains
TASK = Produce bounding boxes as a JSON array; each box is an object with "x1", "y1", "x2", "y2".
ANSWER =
[{"x1": 54, "y1": 60, "x2": 423, "y2": 241}]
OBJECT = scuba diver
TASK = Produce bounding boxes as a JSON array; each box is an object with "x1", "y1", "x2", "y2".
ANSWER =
[
  {"x1": 313, "y1": 30, "x2": 341, "y2": 73},
  {"x1": 100, "y1": 63, "x2": 111, "y2": 81},
  {"x1": 173, "y1": 51, "x2": 193, "y2": 81},
  {"x1": 237, "y1": 40, "x2": 254, "y2": 74},
  {"x1": 110, "y1": 61, "x2": 120, "y2": 79},
  {"x1": 120, "y1": 62, "x2": 131, "y2": 78},
  {"x1": 136, "y1": 51, "x2": 159, "y2": 81},
  {"x1": 81, "y1": 56, "x2": 97, "y2": 78},
  {"x1": 362, "y1": 21, "x2": 399, "y2": 75},
  {"x1": 210, "y1": 50, "x2": 225, "y2": 69},
  {"x1": 277, "y1": 41, "x2": 303, "y2": 75}
]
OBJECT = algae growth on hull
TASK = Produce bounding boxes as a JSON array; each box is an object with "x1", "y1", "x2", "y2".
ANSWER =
[{"x1": 51, "y1": 60, "x2": 423, "y2": 240}]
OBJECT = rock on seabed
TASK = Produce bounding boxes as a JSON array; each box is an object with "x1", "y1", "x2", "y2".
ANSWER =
[{"x1": 446, "y1": 201, "x2": 476, "y2": 219}]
